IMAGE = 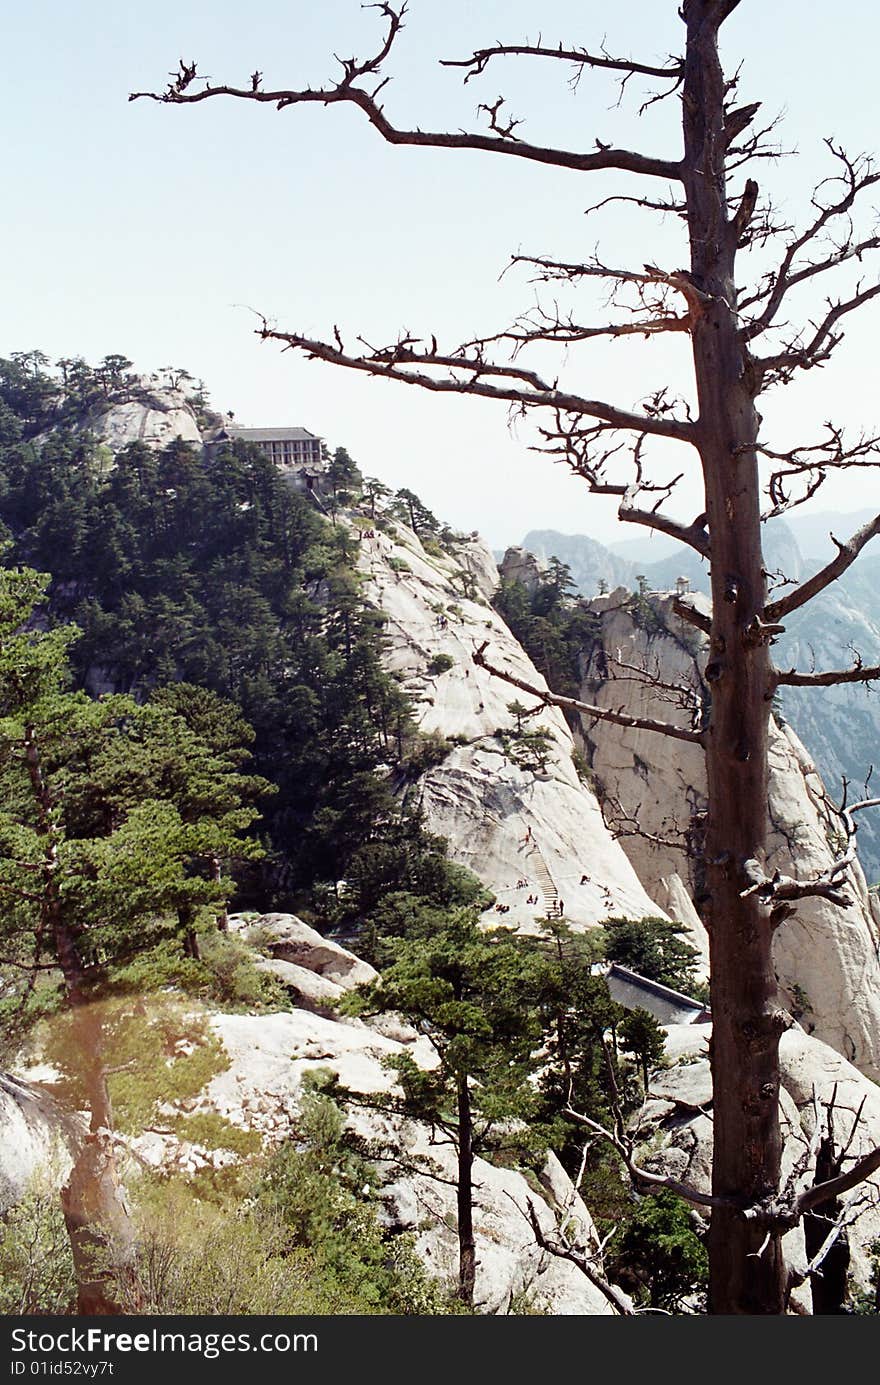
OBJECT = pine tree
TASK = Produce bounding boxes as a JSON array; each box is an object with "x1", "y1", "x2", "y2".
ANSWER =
[{"x1": 0, "y1": 564, "x2": 271, "y2": 1311}]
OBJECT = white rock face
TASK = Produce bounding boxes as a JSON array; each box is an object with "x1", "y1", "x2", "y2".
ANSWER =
[
  {"x1": 82, "y1": 380, "x2": 203, "y2": 454},
  {"x1": 445, "y1": 531, "x2": 502, "y2": 602},
  {"x1": 134, "y1": 1007, "x2": 621, "y2": 1314},
  {"x1": 578, "y1": 588, "x2": 880, "y2": 1079},
  {"x1": 646, "y1": 1022, "x2": 880, "y2": 1300},
  {"x1": 356, "y1": 523, "x2": 664, "y2": 931},
  {"x1": 0, "y1": 1073, "x2": 82, "y2": 1212},
  {"x1": 253, "y1": 957, "x2": 346, "y2": 1016}
]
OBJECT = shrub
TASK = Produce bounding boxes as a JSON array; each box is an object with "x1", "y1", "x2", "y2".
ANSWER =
[
  {"x1": 0, "y1": 1186, "x2": 77, "y2": 1315},
  {"x1": 401, "y1": 730, "x2": 451, "y2": 776},
  {"x1": 426, "y1": 653, "x2": 454, "y2": 676}
]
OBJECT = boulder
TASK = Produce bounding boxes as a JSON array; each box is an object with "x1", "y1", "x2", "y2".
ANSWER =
[
  {"x1": 231, "y1": 912, "x2": 378, "y2": 990},
  {"x1": 253, "y1": 957, "x2": 346, "y2": 1016},
  {"x1": 0, "y1": 1073, "x2": 82, "y2": 1212}
]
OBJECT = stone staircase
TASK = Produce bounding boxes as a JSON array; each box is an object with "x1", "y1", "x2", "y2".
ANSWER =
[{"x1": 528, "y1": 843, "x2": 561, "y2": 918}]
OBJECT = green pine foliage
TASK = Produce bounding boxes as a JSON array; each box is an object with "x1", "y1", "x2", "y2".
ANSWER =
[
  {"x1": 607, "y1": 1189, "x2": 708, "y2": 1311},
  {"x1": 0, "y1": 565, "x2": 278, "y2": 1055},
  {"x1": 0, "y1": 360, "x2": 445, "y2": 909},
  {"x1": 494, "y1": 565, "x2": 602, "y2": 703},
  {"x1": 602, "y1": 915, "x2": 708, "y2": 1002}
]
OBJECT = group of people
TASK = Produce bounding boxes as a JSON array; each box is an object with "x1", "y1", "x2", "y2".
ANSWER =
[{"x1": 493, "y1": 895, "x2": 564, "y2": 913}]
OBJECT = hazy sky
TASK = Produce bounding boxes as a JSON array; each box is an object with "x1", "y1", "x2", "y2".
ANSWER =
[{"x1": 5, "y1": 2, "x2": 880, "y2": 548}]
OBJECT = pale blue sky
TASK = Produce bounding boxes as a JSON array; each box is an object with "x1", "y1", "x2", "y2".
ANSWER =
[{"x1": 4, "y1": 2, "x2": 880, "y2": 547}]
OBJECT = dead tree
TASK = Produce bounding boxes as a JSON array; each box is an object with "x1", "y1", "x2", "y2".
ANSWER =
[{"x1": 132, "y1": 1, "x2": 880, "y2": 1313}]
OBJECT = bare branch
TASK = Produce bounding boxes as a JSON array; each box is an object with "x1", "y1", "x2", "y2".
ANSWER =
[
  {"x1": 617, "y1": 501, "x2": 710, "y2": 557},
  {"x1": 766, "y1": 512, "x2": 880, "y2": 621},
  {"x1": 258, "y1": 324, "x2": 697, "y2": 443},
  {"x1": 507, "y1": 252, "x2": 709, "y2": 304},
  {"x1": 755, "y1": 279, "x2": 880, "y2": 385},
  {"x1": 130, "y1": 4, "x2": 682, "y2": 183},
  {"x1": 795, "y1": 1144, "x2": 880, "y2": 1216},
  {"x1": 796, "y1": 1189, "x2": 873, "y2": 1284},
  {"x1": 472, "y1": 643, "x2": 705, "y2": 745},
  {"x1": 521, "y1": 1198, "x2": 634, "y2": 1315},
  {"x1": 562, "y1": 1104, "x2": 729, "y2": 1210},
  {"x1": 740, "y1": 797, "x2": 880, "y2": 911},
  {"x1": 740, "y1": 856, "x2": 853, "y2": 910},
  {"x1": 601, "y1": 646, "x2": 704, "y2": 717},
  {"x1": 600, "y1": 793, "x2": 693, "y2": 852},
  {"x1": 440, "y1": 41, "x2": 682, "y2": 86},
  {"x1": 775, "y1": 661, "x2": 880, "y2": 689},
  {"x1": 741, "y1": 143, "x2": 880, "y2": 337},
  {"x1": 583, "y1": 191, "x2": 687, "y2": 220}
]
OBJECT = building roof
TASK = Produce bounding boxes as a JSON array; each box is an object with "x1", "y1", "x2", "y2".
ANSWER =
[
  {"x1": 605, "y1": 963, "x2": 711, "y2": 1023},
  {"x1": 223, "y1": 427, "x2": 321, "y2": 443}
]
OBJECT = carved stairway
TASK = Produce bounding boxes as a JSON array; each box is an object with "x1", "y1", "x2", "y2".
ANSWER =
[{"x1": 528, "y1": 843, "x2": 560, "y2": 918}]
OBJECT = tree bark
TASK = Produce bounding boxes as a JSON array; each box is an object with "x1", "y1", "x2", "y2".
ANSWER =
[
  {"x1": 456, "y1": 1076, "x2": 476, "y2": 1308},
  {"x1": 56, "y1": 933, "x2": 144, "y2": 1313},
  {"x1": 682, "y1": 2, "x2": 787, "y2": 1314},
  {"x1": 24, "y1": 726, "x2": 143, "y2": 1313},
  {"x1": 61, "y1": 1126, "x2": 142, "y2": 1315},
  {"x1": 804, "y1": 1137, "x2": 850, "y2": 1314},
  {"x1": 179, "y1": 904, "x2": 202, "y2": 959}
]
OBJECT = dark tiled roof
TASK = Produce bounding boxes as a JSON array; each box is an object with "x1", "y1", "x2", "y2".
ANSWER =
[
  {"x1": 606, "y1": 963, "x2": 710, "y2": 1016},
  {"x1": 224, "y1": 427, "x2": 320, "y2": 443}
]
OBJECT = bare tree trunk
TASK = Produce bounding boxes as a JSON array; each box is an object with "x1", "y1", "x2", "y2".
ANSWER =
[
  {"x1": 178, "y1": 904, "x2": 202, "y2": 958},
  {"x1": 456, "y1": 1076, "x2": 476, "y2": 1308},
  {"x1": 56, "y1": 966, "x2": 144, "y2": 1314},
  {"x1": 61, "y1": 1126, "x2": 142, "y2": 1314},
  {"x1": 804, "y1": 1137, "x2": 850, "y2": 1314},
  {"x1": 24, "y1": 727, "x2": 144, "y2": 1314},
  {"x1": 683, "y1": 3, "x2": 786, "y2": 1313},
  {"x1": 212, "y1": 856, "x2": 229, "y2": 931}
]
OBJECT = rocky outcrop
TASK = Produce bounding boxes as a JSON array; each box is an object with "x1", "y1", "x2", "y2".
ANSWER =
[
  {"x1": 445, "y1": 531, "x2": 501, "y2": 602},
  {"x1": 497, "y1": 545, "x2": 549, "y2": 596},
  {"x1": 232, "y1": 912, "x2": 378, "y2": 989},
  {"x1": 577, "y1": 588, "x2": 880, "y2": 1079},
  {"x1": 0, "y1": 1073, "x2": 82, "y2": 1212},
  {"x1": 132, "y1": 1006, "x2": 621, "y2": 1314},
  {"x1": 644, "y1": 1022, "x2": 880, "y2": 1303},
  {"x1": 80, "y1": 379, "x2": 202, "y2": 455},
  {"x1": 356, "y1": 522, "x2": 664, "y2": 931},
  {"x1": 520, "y1": 529, "x2": 633, "y2": 596}
]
